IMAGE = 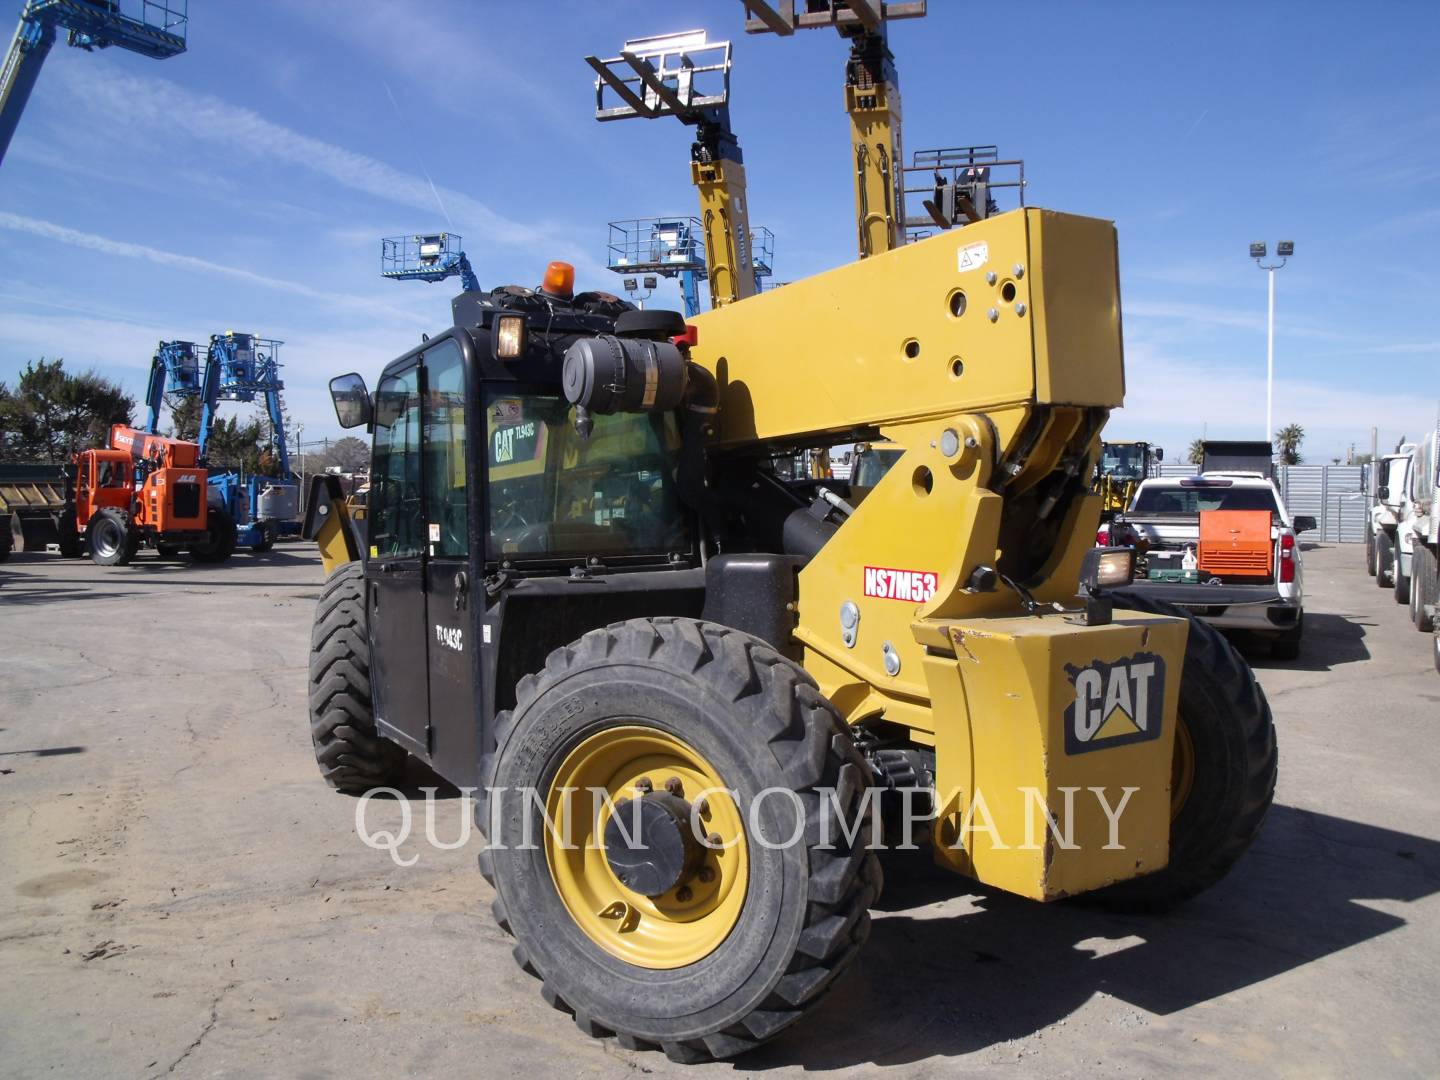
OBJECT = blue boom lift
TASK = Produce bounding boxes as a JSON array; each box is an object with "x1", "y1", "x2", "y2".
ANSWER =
[
  {"x1": 1, "y1": 0, "x2": 187, "y2": 167},
  {"x1": 381, "y1": 232, "x2": 479, "y2": 292},
  {"x1": 604, "y1": 216, "x2": 774, "y2": 317},
  {"x1": 144, "y1": 333, "x2": 298, "y2": 551}
]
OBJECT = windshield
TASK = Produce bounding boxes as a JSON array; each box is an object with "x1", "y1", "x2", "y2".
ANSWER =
[
  {"x1": 853, "y1": 447, "x2": 903, "y2": 487},
  {"x1": 485, "y1": 389, "x2": 693, "y2": 562},
  {"x1": 1100, "y1": 443, "x2": 1148, "y2": 480},
  {"x1": 1385, "y1": 456, "x2": 1409, "y2": 497},
  {"x1": 1131, "y1": 484, "x2": 1282, "y2": 516}
]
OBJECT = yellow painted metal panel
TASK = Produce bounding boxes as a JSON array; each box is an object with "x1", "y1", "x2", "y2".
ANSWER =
[
  {"x1": 1028, "y1": 210, "x2": 1125, "y2": 406},
  {"x1": 925, "y1": 609, "x2": 1187, "y2": 900}
]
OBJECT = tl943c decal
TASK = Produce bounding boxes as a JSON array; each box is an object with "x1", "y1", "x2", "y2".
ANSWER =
[{"x1": 1063, "y1": 654, "x2": 1167, "y2": 755}]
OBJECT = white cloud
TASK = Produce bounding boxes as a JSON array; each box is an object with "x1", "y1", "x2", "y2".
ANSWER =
[{"x1": 0, "y1": 211, "x2": 417, "y2": 322}]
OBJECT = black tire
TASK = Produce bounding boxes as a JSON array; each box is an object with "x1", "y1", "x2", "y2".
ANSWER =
[
  {"x1": 478, "y1": 618, "x2": 882, "y2": 1062},
  {"x1": 1411, "y1": 545, "x2": 1436, "y2": 634},
  {"x1": 251, "y1": 522, "x2": 276, "y2": 553},
  {"x1": 87, "y1": 508, "x2": 136, "y2": 566},
  {"x1": 155, "y1": 542, "x2": 184, "y2": 559},
  {"x1": 57, "y1": 512, "x2": 82, "y2": 558},
  {"x1": 1433, "y1": 632, "x2": 1440, "y2": 675},
  {"x1": 1085, "y1": 589, "x2": 1278, "y2": 911},
  {"x1": 308, "y1": 561, "x2": 407, "y2": 793},
  {"x1": 1365, "y1": 528, "x2": 1377, "y2": 576},
  {"x1": 1270, "y1": 615, "x2": 1303, "y2": 661},
  {"x1": 189, "y1": 504, "x2": 238, "y2": 563},
  {"x1": 1393, "y1": 543, "x2": 1411, "y2": 605},
  {"x1": 1376, "y1": 529, "x2": 1395, "y2": 588}
]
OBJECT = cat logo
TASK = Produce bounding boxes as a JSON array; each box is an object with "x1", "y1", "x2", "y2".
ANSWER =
[{"x1": 1063, "y1": 654, "x2": 1166, "y2": 755}]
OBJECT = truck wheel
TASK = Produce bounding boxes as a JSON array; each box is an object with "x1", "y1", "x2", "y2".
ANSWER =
[
  {"x1": 478, "y1": 618, "x2": 881, "y2": 1062},
  {"x1": 1393, "y1": 545, "x2": 1411, "y2": 605},
  {"x1": 56, "y1": 513, "x2": 82, "y2": 558},
  {"x1": 1376, "y1": 530, "x2": 1394, "y2": 587},
  {"x1": 1085, "y1": 589, "x2": 1277, "y2": 912},
  {"x1": 309, "y1": 561, "x2": 407, "y2": 792},
  {"x1": 1365, "y1": 529, "x2": 1376, "y2": 576},
  {"x1": 189, "y1": 505, "x2": 238, "y2": 563},
  {"x1": 88, "y1": 508, "x2": 136, "y2": 566},
  {"x1": 1412, "y1": 545, "x2": 1436, "y2": 634},
  {"x1": 1433, "y1": 632, "x2": 1440, "y2": 675}
]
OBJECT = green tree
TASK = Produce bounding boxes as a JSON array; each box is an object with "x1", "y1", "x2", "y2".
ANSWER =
[
  {"x1": 1187, "y1": 438, "x2": 1206, "y2": 465},
  {"x1": 165, "y1": 395, "x2": 202, "y2": 442},
  {"x1": 1275, "y1": 423, "x2": 1305, "y2": 466},
  {"x1": 323, "y1": 436, "x2": 369, "y2": 474},
  {"x1": 0, "y1": 358, "x2": 134, "y2": 463}
]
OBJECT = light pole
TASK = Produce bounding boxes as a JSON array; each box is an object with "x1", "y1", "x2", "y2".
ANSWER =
[
  {"x1": 622, "y1": 275, "x2": 658, "y2": 310},
  {"x1": 1250, "y1": 240, "x2": 1294, "y2": 451}
]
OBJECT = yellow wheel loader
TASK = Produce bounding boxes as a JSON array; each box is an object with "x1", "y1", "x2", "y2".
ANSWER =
[{"x1": 301, "y1": 3, "x2": 1275, "y2": 1062}]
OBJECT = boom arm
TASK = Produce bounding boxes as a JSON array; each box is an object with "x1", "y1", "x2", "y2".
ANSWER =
[
  {"x1": 1, "y1": 0, "x2": 187, "y2": 168},
  {"x1": 742, "y1": 1, "x2": 924, "y2": 258}
]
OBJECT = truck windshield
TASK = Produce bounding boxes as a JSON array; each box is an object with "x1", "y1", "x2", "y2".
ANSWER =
[
  {"x1": 1132, "y1": 485, "x2": 1282, "y2": 516},
  {"x1": 484, "y1": 389, "x2": 692, "y2": 562}
]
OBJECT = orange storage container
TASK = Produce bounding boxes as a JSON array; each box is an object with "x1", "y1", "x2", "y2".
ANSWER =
[{"x1": 1198, "y1": 509, "x2": 1273, "y2": 578}]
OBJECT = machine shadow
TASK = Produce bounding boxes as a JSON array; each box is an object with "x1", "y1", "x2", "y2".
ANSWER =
[
  {"x1": 745, "y1": 803, "x2": 1440, "y2": 1070},
  {"x1": 1241, "y1": 611, "x2": 1372, "y2": 672}
]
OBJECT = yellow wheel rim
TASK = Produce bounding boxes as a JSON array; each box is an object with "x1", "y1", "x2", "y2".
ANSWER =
[
  {"x1": 1170, "y1": 717, "x2": 1196, "y2": 818},
  {"x1": 544, "y1": 726, "x2": 749, "y2": 970}
]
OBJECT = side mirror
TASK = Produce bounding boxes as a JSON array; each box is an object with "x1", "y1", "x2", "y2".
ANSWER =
[
  {"x1": 1293, "y1": 515, "x2": 1317, "y2": 534},
  {"x1": 329, "y1": 373, "x2": 372, "y2": 429},
  {"x1": 1153, "y1": 446, "x2": 1164, "y2": 461},
  {"x1": 1377, "y1": 485, "x2": 1389, "y2": 500}
]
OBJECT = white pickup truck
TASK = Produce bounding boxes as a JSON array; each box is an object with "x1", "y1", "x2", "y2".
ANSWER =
[{"x1": 1105, "y1": 471, "x2": 1315, "y2": 659}]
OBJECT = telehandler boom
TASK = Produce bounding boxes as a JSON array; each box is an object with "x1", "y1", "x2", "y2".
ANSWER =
[{"x1": 302, "y1": 3, "x2": 1276, "y2": 1062}]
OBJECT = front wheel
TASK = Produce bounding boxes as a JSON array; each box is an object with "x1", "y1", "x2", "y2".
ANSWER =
[
  {"x1": 1085, "y1": 589, "x2": 1278, "y2": 911},
  {"x1": 251, "y1": 521, "x2": 276, "y2": 553},
  {"x1": 1365, "y1": 529, "x2": 1377, "y2": 576},
  {"x1": 1394, "y1": 546, "x2": 1411, "y2": 605},
  {"x1": 88, "y1": 508, "x2": 137, "y2": 566},
  {"x1": 478, "y1": 618, "x2": 881, "y2": 1062},
  {"x1": 1377, "y1": 530, "x2": 1395, "y2": 588}
]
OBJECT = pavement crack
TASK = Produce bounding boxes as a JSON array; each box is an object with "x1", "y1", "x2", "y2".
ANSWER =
[{"x1": 158, "y1": 981, "x2": 236, "y2": 1076}]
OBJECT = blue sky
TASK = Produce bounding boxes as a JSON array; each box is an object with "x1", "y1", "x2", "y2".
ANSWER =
[{"x1": 2, "y1": 0, "x2": 1437, "y2": 464}]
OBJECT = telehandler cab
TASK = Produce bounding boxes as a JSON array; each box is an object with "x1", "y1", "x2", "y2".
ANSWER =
[{"x1": 303, "y1": 3, "x2": 1275, "y2": 1062}]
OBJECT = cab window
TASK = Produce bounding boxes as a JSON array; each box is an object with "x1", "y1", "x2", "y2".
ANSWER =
[
  {"x1": 423, "y1": 340, "x2": 469, "y2": 558},
  {"x1": 369, "y1": 364, "x2": 424, "y2": 558},
  {"x1": 484, "y1": 389, "x2": 691, "y2": 561}
]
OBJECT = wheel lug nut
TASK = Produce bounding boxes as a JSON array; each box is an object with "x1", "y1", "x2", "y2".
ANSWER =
[
  {"x1": 676, "y1": 886, "x2": 693, "y2": 902},
  {"x1": 635, "y1": 777, "x2": 653, "y2": 794},
  {"x1": 698, "y1": 867, "x2": 715, "y2": 883},
  {"x1": 695, "y1": 796, "x2": 710, "y2": 816},
  {"x1": 707, "y1": 833, "x2": 723, "y2": 848},
  {"x1": 664, "y1": 776, "x2": 683, "y2": 796}
]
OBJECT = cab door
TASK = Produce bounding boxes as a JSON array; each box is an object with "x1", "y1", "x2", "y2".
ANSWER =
[
  {"x1": 366, "y1": 360, "x2": 431, "y2": 755},
  {"x1": 419, "y1": 337, "x2": 482, "y2": 782}
]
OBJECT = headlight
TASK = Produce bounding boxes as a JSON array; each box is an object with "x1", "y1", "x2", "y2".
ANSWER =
[
  {"x1": 1080, "y1": 547, "x2": 1135, "y2": 592},
  {"x1": 493, "y1": 314, "x2": 527, "y2": 359}
]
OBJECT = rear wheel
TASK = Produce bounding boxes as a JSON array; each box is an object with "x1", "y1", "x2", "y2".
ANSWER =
[
  {"x1": 88, "y1": 508, "x2": 137, "y2": 566},
  {"x1": 1365, "y1": 528, "x2": 1377, "y2": 576},
  {"x1": 308, "y1": 561, "x2": 407, "y2": 793},
  {"x1": 479, "y1": 618, "x2": 881, "y2": 1062},
  {"x1": 1086, "y1": 589, "x2": 1278, "y2": 911},
  {"x1": 1376, "y1": 530, "x2": 1395, "y2": 587},
  {"x1": 252, "y1": 522, "x2": 276, "y2": 553},
  {"x1": 1411, "y1": 545, "x2": 1436, "y2": 634},
  {"x1": 189, "y1": 505, "x2": 238, "y2": 563}
]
